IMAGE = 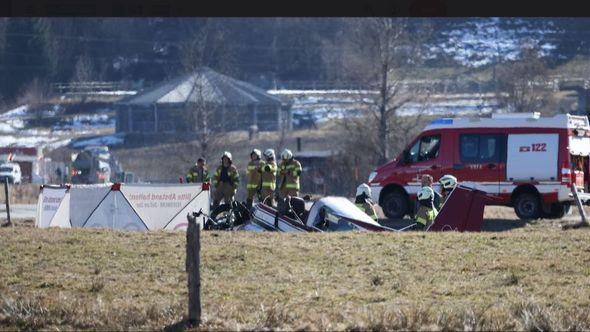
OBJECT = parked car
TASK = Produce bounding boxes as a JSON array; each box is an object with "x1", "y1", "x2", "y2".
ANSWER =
[
  {"x1": 0, "y1": 162, "x2": 22, "y2": 184},
  {"x1": 368, "y1": 113, "x2": 590, "y2": 220}
]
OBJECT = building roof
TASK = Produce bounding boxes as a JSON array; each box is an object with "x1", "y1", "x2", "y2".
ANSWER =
[{"x1": 118, "y1": 67, "x2": 289, "y2": 107}]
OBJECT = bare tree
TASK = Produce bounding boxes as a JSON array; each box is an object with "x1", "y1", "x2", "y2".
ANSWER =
[
  {"x1": 496, "y1": 45, "x2": 553, "y2": 113},
  {"x1": 175, "y1": 19, "x2": 234, "y2": 166},
  {"x1": 324, "y1": 18, "x2": 433, "y2": 166},
  {"x1": 71, "y1": 54, "x2": 95, "y2": 103},
  {"x1": 72, "y1": 55, "x2": 95, "y2": 83},
  {"x1": 17, "y1": 78, "x2": 50, "y2": 122}
]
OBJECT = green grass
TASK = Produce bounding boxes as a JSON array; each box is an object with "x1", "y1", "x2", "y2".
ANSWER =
[{"x1": 1, "y1": 221, "x2": 589, "y2": 330}]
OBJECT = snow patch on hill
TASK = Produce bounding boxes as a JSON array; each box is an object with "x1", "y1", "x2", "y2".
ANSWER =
[
  {"x1": 70, "y1": 134, "x2": 124, "y2": 149},
  {"x1": 0, "y1": 104, "x2": 117, "y2": 151}
]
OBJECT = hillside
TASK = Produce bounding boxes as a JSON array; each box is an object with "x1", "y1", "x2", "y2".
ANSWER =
[
  {"x1": 2, "y1": 18, "x2": 590, "y2": 102},
  {"x1": 1, "y1": 218, "x2": 589, "y2": 330},
  {"x1": 109, "y1": 124, "x2": 341, "y2": 184}
]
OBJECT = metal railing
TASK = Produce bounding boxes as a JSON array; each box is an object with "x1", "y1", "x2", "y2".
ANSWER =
[{"x1": 50, "y1": 81, "x2": 137, "y2": 94}]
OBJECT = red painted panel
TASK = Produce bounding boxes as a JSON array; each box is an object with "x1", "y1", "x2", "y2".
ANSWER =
[
  {"x1": 429, "y1": 185, "x2": 498, "y2": 232},
  {"x1": 542, "y1": 192, "x2": 559, "y2": 204}
]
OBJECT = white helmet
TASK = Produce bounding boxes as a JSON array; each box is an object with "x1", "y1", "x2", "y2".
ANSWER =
[
  {"x1": 356, "y1": 183, "x2": 371, "y2": 197},
  {"x1": 281, "y1": 149, "x2": 293, "y2": 160},
  {"x1": 439, "y1": 174, "x2": 457, "y2": 190},
  {"x1": 251, "y1": 149, "x2": 261, "y2": 159},
  {"x1": 417, "y1": 186, "x2": 434, "y2": 201},
  {"x1": 222, "y1": 151, "x2": 232, "y2": 162},
  {"x1": 263, "y1": 148, "x2": 275, "y2": 159}
]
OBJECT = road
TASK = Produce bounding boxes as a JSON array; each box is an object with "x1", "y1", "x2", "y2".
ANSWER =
[{"x1": 0, "y1": 204, "x2": 36, "y2": 220}]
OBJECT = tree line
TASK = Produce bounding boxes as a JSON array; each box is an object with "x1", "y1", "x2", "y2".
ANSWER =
[{"x1": 0, "y1": 17, "x2": 589, "y2": 105}]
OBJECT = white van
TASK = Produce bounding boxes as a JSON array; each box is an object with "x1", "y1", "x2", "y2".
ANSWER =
[{"x1": 0, "y1": 162, "x2": 22, "y2": 184}]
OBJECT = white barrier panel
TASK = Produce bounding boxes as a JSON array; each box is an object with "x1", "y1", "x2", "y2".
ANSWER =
[
  {"x1": 69, "y1": 184, "x2": 112, "y2": 228},
  {"x1": 164, "y1": 187, "x2": 209, "y2": 230},
  {"x1": 84, "y1": 190, "x2": 148, "y2": 231},
  {"x1": 51, "y1": 191, "x2": 71, "y2": 228},
  {"x1": 121, "y1": 183, "x2": 208, "y2": 230},
  {"x1": 35, "y1": 183, "x2": 210, "y2": 231},
  {"x1": 35, "y1": 186, "x2": 70, "y2": 228}
]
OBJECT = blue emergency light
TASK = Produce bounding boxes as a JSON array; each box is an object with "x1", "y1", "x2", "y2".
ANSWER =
[{"x1": 429, "y1": 118, "x2": 453, "y2": 125}]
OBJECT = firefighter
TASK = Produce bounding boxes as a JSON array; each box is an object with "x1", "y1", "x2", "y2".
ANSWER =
[
  {"x1": 414, "y1": 186, "x2": 438, "y2": 231},
  {"x1": 278, "y1": 148, "x2": 302, "y2": 199},
  {"x1": 246, "y1": 149, "x2": 265, "y2": 209},
  {"x1": 260, "y1": 149, "x2": 278, "y2": 206},
  {"x1": 420, "y1": 174, "x2": 442, "y2": 210},
  {"x1": 354, "y1": 183, "x2": 378, "y2": 220},
  {"x1": 438, "y1": 174, "x2": 457, "y2": 207},
  {"x1": 186, "y1": 157, "x2": 210, "y2": 183},
  {"x1": 212, "y1": 151, "x2": 240, "y2": 209}
]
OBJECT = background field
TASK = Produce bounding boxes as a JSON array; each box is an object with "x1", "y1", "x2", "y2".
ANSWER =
[
  {"x1": 0, "y1": 184, "x2": 38, "y2": 205},
  {"x1": 1, "y1": 208, "x2": 589, "y2": 331}
]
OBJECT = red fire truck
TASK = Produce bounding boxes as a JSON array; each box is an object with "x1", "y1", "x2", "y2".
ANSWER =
[{"x1": 368, "y1": 113, "x2": 590, "y2": 220}]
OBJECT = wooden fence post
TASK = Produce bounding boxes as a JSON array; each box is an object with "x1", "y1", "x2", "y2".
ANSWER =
[
  {"x1": 186, "y1": 213, "x2": 201, "y2": 326},
  {"x1": 4, "y1": 177, "x2": 11, "y2": 226}
]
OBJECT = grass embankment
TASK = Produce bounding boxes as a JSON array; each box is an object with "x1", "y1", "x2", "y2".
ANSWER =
[{"x1": 1, "y1": 222, "x2": 589, "y2": 331}]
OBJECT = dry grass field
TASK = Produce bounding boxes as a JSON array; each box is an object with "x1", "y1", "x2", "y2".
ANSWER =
[
  {"x1": 1, "y1": 207, "x2": 589, "y2": 331},
  {"x1": 111, "y1": 124, "x2": 341, "y2": 184},
  {"x1": 0, "y1": 184, "x2": 39, "y2": 205}
]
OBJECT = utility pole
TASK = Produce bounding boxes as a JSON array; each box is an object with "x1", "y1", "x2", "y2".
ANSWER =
[{"x1": 4, "y1": 177, "x2": 11, "y2": 226}]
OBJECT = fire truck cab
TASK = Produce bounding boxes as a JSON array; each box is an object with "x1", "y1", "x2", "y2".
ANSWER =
[{"x1": 368, "y1": 113, "x2": 590, "y2": 220}]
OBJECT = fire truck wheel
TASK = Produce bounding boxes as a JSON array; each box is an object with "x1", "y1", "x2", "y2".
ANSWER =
[
  {"x1": 513, "y1": 193, "x2": 541, "y2": 220},
  {"x1": 382, "y1": 190, "x2": 409, "y2": 219}
]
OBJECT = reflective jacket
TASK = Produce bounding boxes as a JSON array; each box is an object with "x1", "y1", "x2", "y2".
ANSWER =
[
  {"x1": 414, "y1": 187, "x2": 442, "y2": 212},
  {"x1": 278, "y1": 159, "x2": 302, "y2": 190},
  {"x1": 246, "y1": 159, "x2": 265, "y2": 190},
  {"x1": 415, "y1": 205, "x2": 438, "y2": 226},
  {"x1": 260, "y1": 160, "x2": 277, "y2": 190},
  {"x1": 355, "y1": 200, "x2": 378, "y2": 220},
  {"x1": 213, "y1": 164, "x2": 239, "y2": 188},
  {"x1": 354, "y1": 194, "x2": 378, "y2": 220},
  {"x1": 186, "y1": 165, "x2": 210, "y2": 183}
]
